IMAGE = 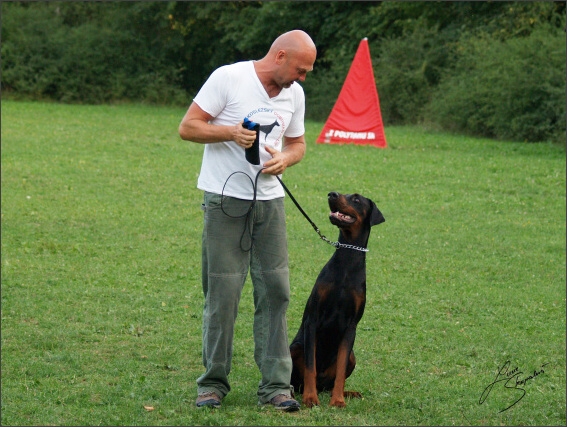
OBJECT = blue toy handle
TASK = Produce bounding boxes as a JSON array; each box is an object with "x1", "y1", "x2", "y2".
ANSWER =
[
  {"x1": 242, "y1": 118, "x2": 260, "y2": 165},
  {"x1": 243, "y1": 117, "x2": 259, "y2": 131}
]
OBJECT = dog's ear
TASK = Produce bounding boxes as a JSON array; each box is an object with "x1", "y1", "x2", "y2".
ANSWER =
[{"x1": 368, "y1": 200, "x2": 385, "y2": 226}]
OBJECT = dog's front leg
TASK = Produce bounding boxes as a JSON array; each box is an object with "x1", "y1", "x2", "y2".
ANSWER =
[
  {"x1": 329, "y1": 342, "x2": 350, "y2": 407},
  {"x1": 302, "y1": 321, "x2": 320, "y2": 408},
  {"x1": 330, "y1": 325, "x2": 358, "y2": 407}
]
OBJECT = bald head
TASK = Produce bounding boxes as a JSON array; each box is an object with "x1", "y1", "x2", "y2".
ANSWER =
[
  {"x1": 269, "y1": 30, "x2": 317, "y2": 58},
  {"x1": 255, "y1": 30, "x2": 317, "y2": 95}
]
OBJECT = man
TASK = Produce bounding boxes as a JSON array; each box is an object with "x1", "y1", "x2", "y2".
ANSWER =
[{"x1": 178, "y1": 30, "x2": 317, "y2": 411}]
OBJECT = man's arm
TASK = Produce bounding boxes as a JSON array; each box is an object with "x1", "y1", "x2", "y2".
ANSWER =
[{"x1": 178, "y1": 102, "x2": 256, "y2": 148}]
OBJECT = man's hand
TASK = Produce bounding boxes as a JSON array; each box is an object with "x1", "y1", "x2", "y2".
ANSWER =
[
  {"x1": 262, "y1": 146, "x2": 288, "y2": 175},
  {"x1": 179, "y1": 102, "x2": 257, "y2": 147},
  {"x1": 233, "y1": 121, "x2": 257, "y2": 149},
  {"x1": 262, "y1": 135, "x2": 306, "y2": 175}
]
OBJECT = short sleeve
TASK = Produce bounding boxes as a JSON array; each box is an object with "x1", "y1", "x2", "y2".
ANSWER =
[
  {"x1": 284, "y1": 85, "x2": 306, "y2": 138},
  {"x1": 193, "y1": 65, "x2": 231, "y2": 118}
]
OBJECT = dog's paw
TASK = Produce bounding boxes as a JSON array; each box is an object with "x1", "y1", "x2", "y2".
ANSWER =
[
  {"x1": 302, "y1": 393, "x2": 320, "y2": 408},
  {"x1": 330, "y1": 396, "x2": 346, "y2": 407}
]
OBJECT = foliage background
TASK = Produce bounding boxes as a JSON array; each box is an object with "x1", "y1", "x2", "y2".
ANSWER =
[{"x1": 1, "y1": 1, "x2": 565, "y2": 143}]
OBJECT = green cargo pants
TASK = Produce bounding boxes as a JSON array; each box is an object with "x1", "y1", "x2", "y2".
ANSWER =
[{"x1": 196, "y1": 192, "x2": 293, "y2": 404}]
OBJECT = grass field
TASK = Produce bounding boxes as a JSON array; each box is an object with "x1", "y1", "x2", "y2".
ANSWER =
[{"x1": 1, "y1": 100, "x2": 565, "y2": 426}]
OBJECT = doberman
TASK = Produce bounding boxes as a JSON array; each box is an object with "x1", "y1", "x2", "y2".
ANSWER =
[{"x1": 290, "y1": 191, "x2": 385, "y2": 408}]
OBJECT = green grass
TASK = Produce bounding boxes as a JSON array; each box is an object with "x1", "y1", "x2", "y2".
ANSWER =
[{"x1": 1, "y1": 100, "x2": 565, "y2": 426}]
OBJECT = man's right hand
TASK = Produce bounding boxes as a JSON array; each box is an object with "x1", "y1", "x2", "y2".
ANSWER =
[{"x1": 233, "y1": 121, "x2": 257, "y2": 149}]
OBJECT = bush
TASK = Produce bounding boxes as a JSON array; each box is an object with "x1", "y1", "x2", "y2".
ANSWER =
[
  {"x1": 302, "y1": 66, "x2": 346, "y2": 122},
  {"x1": 424, "y1": 25, "x2": 566, "y2": 143},
  {"x1": 374, "y1": 20, "x2": 454, "y2": 125},
  {"x1": 0, "y1": 3, "x2": 64, "y2": 98},
  {"x1": 1, "y1": 2, "x2": 186, "y2": 106}
]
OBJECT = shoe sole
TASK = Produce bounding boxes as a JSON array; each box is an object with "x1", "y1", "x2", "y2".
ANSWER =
[
  {"x1": 263, "y1": 401, "x2": 300, "y2": 412},
  {"x1": 196, "y1": 399, "x2": 221, "y2": 409},
  {"x1": 277, "y1": 405, "x2": 300, "y2": 412}
]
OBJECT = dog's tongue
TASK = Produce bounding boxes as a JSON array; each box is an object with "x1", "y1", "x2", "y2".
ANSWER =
[{"x1": 330, "y1": 211, "x2": 354, "y2": 222}]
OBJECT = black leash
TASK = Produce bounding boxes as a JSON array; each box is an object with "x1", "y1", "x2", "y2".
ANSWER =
[
  {"x1": 220, "y1": 169, "x2": 369, "y2": 253},
  {"x1": 276, "y1": 176, "x2": 369, "y2": 252},
  {"x1": 233, "y1": 118, "x2": 368, "y2": 251},
  {"x1": 276, "y1": 176, "x2": 336, "y2": 247},
  {"x1": 220, "y1": 170, "x2": 263, "y2": 252}
]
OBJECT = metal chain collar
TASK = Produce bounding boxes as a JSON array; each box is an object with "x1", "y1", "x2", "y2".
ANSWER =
[{"x1": 317, "y1": 229, "x2": 369, "y2": 253}]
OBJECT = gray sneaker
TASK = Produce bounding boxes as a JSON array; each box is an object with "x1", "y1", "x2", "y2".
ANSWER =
[
  {"x1": 196, "y1": 391, "x2": 222, "y2": 408},
  {"x1": 268, "y1": 393, "x2": 300, "y2": 412}
]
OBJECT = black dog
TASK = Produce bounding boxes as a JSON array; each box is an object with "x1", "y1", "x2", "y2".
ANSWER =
[{"x1": 290, "y1": 191, "x2": 385, "y2": 407}]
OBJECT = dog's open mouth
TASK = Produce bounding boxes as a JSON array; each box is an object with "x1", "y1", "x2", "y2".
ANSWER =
[{"x1": 329, "y1": 211, "x2": 355, "y2": 224}]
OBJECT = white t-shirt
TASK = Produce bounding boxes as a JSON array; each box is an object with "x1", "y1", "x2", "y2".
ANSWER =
[{"x1": 193, "y1": 60, "x2": 306, "y2": 200}]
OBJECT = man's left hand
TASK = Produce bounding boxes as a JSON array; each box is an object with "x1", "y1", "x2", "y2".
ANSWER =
[{"x1": 262, "y1": 146, "x2": 288, "y2": 175}]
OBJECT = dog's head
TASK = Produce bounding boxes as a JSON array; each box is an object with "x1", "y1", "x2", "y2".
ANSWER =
[{"x1": 328, "y1": 192, "x2": 385, "y2": 230}]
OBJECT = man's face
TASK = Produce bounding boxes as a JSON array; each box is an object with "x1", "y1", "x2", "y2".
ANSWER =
[{"x1": 276, "y1": 50, "x2": 315, "y2": 88}]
